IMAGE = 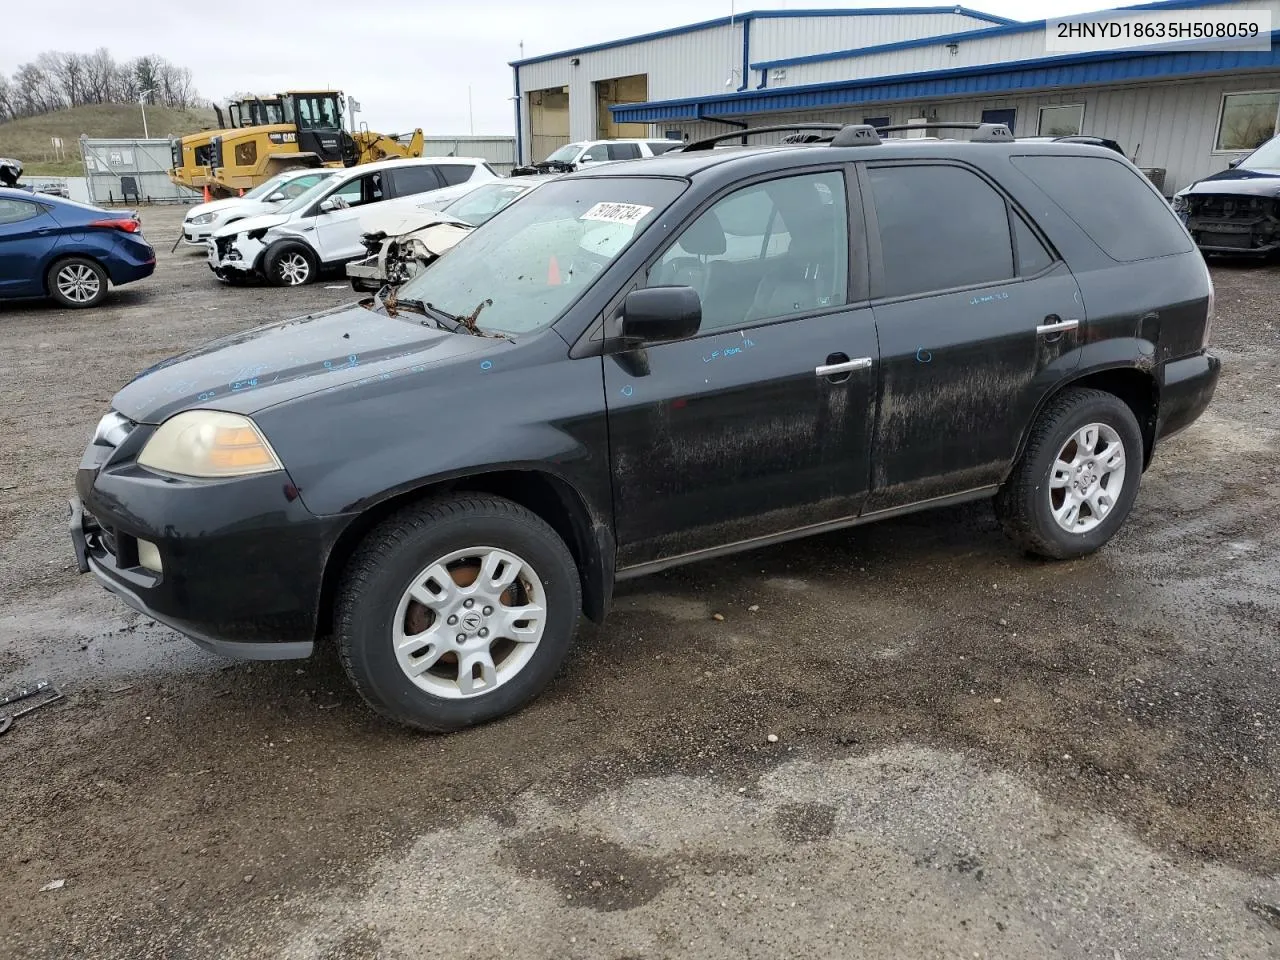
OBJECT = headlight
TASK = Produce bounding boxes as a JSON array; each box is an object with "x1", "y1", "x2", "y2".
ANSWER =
[
  {"x1": 138, "y1": 410, "x2": 283, "y2": 478},
  {"x1": 187, "y1": 212, "x2": 216, "y2": 225}
]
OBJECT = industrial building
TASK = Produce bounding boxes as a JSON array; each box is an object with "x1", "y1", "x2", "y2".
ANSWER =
[{"x1": 512, "y1": 0, "x2": 1280, "y2": 194}]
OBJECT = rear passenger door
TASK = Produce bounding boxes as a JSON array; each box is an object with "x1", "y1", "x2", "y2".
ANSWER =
[
  {"x1": 859, "y1": 160, "x2": 1082, "y2": 511},
  {"x1": 605, "y1": 169, "x2": 880, "y2": 568},
  {"x1": 386, "y1": 164, "x2": 445, "y2": 200}
]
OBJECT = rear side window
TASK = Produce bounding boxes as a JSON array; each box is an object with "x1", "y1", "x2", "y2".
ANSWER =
[
  {"x1": 1011, "y1": 155, "x2": 1192, "y2": 262},
  {"x1": 647, "y1": 141, "x2": 682, "y2": 155},
  {"x1": 867, "y1": 164, "x2": 1013, "y2": 298},
  {"x1": 607, "y1": 143, "x2": 642, "y2": 160},
  {"x1": 436, "y1": 164, "x2": 476, "y2": 186},
  {"x1": 0, "y1": 198, "x2": 42, "y2": 224},
  {"x1": 391, "y1": 165, "x2": 444, "y2": 196}
]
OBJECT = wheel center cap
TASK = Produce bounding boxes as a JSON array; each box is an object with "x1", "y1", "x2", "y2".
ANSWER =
[{"x1": 460, "y1": 611, "x2": 483, "y2": 633}]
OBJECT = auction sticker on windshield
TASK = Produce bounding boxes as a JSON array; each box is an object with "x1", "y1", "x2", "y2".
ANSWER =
[{"x1": 580, "y1": 202, "x2": 653, "y2": 225}]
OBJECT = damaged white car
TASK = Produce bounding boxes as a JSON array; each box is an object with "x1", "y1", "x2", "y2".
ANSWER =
[
  {"x1": 207, "y1": 156, "x2": 498, "y2": 286},
  {"x1": 347, "y1": 175, "x2": 558, "y2": 292}
]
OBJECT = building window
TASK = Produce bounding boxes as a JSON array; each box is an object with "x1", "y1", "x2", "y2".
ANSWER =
[
  {"x1": 1038, "y1": 104, "x2": 1084, "y2": 137},
  {"x1": 1215, "y1": 92, "x2": 1280, "y2": 151},
  {"x1": 863, "y1": 116, "x2": 891, "y2": 129}
]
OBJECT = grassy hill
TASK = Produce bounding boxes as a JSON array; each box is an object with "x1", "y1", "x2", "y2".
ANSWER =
[{"x1": 0, "y1": 103, "x2": 218, "y2": 175}]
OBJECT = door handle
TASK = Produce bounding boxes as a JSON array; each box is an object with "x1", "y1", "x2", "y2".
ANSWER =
[
  {"x1": 1036, "y1": 317, "x2": 1080, "y2": 335},
  {"x1": 815, "y1": 357, "x2": 873, "y2": 377}
]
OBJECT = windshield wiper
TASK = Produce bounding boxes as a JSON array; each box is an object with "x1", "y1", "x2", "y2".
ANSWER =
[{"x1": 379, "y1": 289, "x2": 511, "y2": 340}]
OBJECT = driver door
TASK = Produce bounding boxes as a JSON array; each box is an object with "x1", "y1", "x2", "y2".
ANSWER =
[{"x1": 311, "y1": 172, "x2": 385, "y2": 263}]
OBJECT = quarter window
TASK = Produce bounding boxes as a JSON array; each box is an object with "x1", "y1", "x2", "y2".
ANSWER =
[
  {"x1": 435, "y1": 164, "x2": 475, "y2": 186},
  {"x1": 1012, "y1": 215, "x2": 1054, "y2": 275},
  {"x1": 1038, "y1": 103, "x2": 1084, "y2": 136},
  {"x1": 1216, "y1": 91, "x2": 1280, "y2": 151},
  {"x1": 867, "y1": 164, "x2": 1013, "y2": 298},
  {"x1": 650, "y1": 171, "x2": 849, "y2": 331}
]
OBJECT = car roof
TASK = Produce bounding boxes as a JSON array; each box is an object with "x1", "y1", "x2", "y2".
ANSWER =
[
  {"x1": 342, "y1": 155, "x2": 489, "y2": 175},
  {"x1": 567, "y1": 137, "x2": 1127, "y2": 181}
]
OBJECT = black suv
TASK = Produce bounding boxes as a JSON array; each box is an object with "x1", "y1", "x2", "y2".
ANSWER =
[{"x1": 70, "y1": 123, "x2": 1219, "y2": 732}]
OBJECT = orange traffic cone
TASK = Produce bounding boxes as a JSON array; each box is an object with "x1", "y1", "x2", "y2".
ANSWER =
[
  {"x1": 202, "y1": 183, "x2": 211, "y2": 203},
  {"x1": 239, "y1": 188, "x2": 245, "y2": 197},
  {"x1": 547, "y1": 255, "x2": 561, "y2": 285}
]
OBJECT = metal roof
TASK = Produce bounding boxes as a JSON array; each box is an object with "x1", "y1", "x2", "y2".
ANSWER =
[{"x1": 612, "y1": 30, "x2": 1280, "y2": 123}]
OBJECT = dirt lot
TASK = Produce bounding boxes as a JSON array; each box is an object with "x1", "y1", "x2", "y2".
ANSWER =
[{"x1": 0, "y1": 205, "x2": 1277, "y2": 960}]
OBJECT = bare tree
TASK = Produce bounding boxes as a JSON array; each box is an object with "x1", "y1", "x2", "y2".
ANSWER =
[
  {"x1": 40, "y1": 51, "x2": 88, "y2": 108},
  {"x1": 11, "y1": 63, "x2": 63, "y2": 117},
  {"x1": 0, "y1": 48, "x2": 202, "y2": 122},
  {"x1": 0, "y1": 75, "x2": 13, "y2": 122},
  {"x1": 81, "y1": 48, "x2": 115, "y2": 105}
]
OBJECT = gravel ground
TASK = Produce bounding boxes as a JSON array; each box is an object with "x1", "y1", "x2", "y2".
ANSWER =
[{"x1": 0, "y1": 205, "x2": 1277, "y2": 959}]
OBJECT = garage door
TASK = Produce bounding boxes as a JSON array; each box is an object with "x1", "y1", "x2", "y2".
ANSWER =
[
  {"x1": 596, "y1": 75, "x2": 648, "y2": 140},
  {"x1": 529, "y1": 86, "x2": 569, "y2": 163}
]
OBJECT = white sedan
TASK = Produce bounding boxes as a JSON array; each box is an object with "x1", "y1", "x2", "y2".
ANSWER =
[{"x1": 180, "y1": 169, "x2": 337, "y2": 246}]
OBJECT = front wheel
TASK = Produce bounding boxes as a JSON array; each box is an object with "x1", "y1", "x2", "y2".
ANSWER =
[
  {"x1": 995, "y1": 387, "x2": 1144, "y2": 559},
  {"x1": 265, "y1": 244, "x2": 317, "y2": 287},
  {"x1": 335, "y1": 495, "x2": 582, "y2": 732}
]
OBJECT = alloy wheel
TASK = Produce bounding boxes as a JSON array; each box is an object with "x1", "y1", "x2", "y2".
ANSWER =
[
  {"x1": 1048, "y1": 422, "x2": 1127, "y2": 533},
  {"x1": 55, "y1": 264, "x2": 101, "y2": 303}
]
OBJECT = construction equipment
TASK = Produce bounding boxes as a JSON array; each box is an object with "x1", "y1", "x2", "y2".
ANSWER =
[
  {"x1": 207, "y1": 90, "x2": 424, "y2": 197},
  {"x1": 168, "y1": 95, "x2": 285, "y2": 192}
]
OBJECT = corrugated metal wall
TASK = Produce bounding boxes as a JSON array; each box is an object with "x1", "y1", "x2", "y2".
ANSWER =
[
  {"x1": 751, "y1": 12, "x2": 992, "y2": 65},
  {"x1": 421, "y1": 135, "x2": 517, "y2": 176},
  {"x1": 80, "y1": 137, "x2": 199, "y2": 205},
  {"x1": 656, "y1": 72, "x2": 1280, "y2": 194}
]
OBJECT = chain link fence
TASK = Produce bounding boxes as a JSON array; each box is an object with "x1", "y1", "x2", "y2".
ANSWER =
[{"x1": 79, "y1": 136, "x2": 199, "y2": 206}]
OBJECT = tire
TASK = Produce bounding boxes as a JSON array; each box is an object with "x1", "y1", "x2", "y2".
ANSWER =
[
  {"x1": 47, "y1": 257, "x2": 108, "y2": 308},
  {"x1": 265, "y1": 243, "x2": 317, "y2": 287},
  {"x1": 335, "y1": 495, "x2": 582, "y2": 732},
  {"x1": 995, "y1": 387, "x2": 1144, "y2": 560}
]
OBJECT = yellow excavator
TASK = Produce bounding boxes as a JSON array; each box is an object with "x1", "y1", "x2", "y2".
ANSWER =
[
  {"x1": 168, "y1": 95, "x2": 285, "y2": 192},
  {"x1": 207, "y1": 90, "x2": 424, "y2": 196}
]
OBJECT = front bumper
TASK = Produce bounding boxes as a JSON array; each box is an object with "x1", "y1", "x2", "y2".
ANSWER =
[
  {"x1": 345, "y1": 254, "x2": 386, "y2": 292},
  {"x1": 70, "y1": 431, "x2": 350, "y2": 659},
  {"x1": 1185, "y1": 212, "x2": 1280, "y2": 255},
  {"x1": 207, "y1": 234, "x2": 266, "y2": 279},
  {"x1": 183, "y1": 225, "x2": 213, "y2": 245},
  {"x1": 1156, "y1": 350, "x2": 1220, "y2": 442}
]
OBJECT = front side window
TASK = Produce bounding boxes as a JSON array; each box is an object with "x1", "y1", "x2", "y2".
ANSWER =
[
  {"x1": 396, "y1": 176, "x2": 684, "y2": 336},
  {"x1": 1216, "y1": 91, "x2": 1280, "y2": 151},
  {"x1": 867, "y1": 164, "x2": 1013, "y2": 298},
  {"x1": 326, "y1": 173, "x2": 382, "y2": 210},
  {"x1": 581, "y1": 145, "x2": 608, "y2": 162},
  {"x1": 544, "y1": 143, "x2": 581, "y2": 164},
  {"x1": 650, "y1": 171, "x2": 849, "y2": 331},
  {"x1": 0, "y1": 198, "x2": 41, "y2": 225},
  {"x1": 1038, "y1": 103, "x2": 1084, "y2": 137}
]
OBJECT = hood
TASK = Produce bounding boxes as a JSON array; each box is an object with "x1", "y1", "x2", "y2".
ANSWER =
[
  {"x1": 211, "y1": 212, "x2": 290, "y2": 237},
  {"x1": 360, "y1": 199, "x2": 463, "y2": 238},
  {"x1": 112, "y1": 302, "x2": 493, "y2": 424},
  {"x1": 398, "y1": 221, "x2": 472, "y2": 253},
  {"x1": 1182, "y1": 166, "x2": 1280, "y2": 197},
  {"x1": 184, "y1": 196, "x2": 248, "y2": 220}
]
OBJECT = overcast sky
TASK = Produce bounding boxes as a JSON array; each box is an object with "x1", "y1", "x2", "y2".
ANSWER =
[{"x1": 2, "y1": 0, "x2": 1124, "y2": 135}]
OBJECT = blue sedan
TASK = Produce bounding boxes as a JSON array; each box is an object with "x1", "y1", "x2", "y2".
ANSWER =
[{"x1": 0, "y1": 187, "x2": 156, "y2": 308}]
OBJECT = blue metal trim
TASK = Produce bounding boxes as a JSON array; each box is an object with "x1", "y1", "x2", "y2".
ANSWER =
[
  {"x1": 611, "y1": 33, "x2": 1280, "y2": 122},
  {"x1": 513, "y1": 67, "x2": 523, "y2": 165},
  {"x1": 509, "y1": 6, "x2": 1010, "y2": 67},
  {"x1": 751, "y1": 0, "x2": 1254, "y2": 69}
]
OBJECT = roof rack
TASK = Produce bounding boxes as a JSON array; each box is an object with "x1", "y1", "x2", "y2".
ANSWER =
[
  {"x1": 679, "y1": 121, "x2": 1015, "y2": 153},
  {"x1": 680, "y1": 123, "x2": 844, "y2": 152}
]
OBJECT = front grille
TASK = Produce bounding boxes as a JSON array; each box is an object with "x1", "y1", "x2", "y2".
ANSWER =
[
  {"x1": 1199, "y1": 231, "x2": 1255, "y2": 249},
  {"x1": 1187, "y1": 193, "x2": 1271, "y2": 220}
]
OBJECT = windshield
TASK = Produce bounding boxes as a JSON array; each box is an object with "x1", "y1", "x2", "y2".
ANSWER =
[
  {"x1": 277, "y1": 176, "x2": 340, "y2": 215},
  {"x1": 544, "y1": 144, "x2": 582, "y2": 164},
  {"x1": 396, "y1": 177, "x2": 684, "y2": 336},
  {"x1": 1240, "y1": 135, "x2": 1280, "y2": 171},
  {"x1": 242, "y1": 173, "x2": 289, "y2": 200},
  {"x1": 441, "y1": 182, "x2": 536, "y2": 225}
]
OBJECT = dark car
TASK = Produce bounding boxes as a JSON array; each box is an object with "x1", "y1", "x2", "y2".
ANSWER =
[
  {"x1": 1173, "y1": 134, "x2": 1280, "y2": 255},
  {"x1": 70, "y1": 124, "x2": 1219, "y2": 732},
  {"x1": 0, "y1": 187, "x2": 156, "y2": 308}
]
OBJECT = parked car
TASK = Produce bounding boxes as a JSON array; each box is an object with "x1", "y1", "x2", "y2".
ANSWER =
[
  {"x1": 0, "y1": 187, "x2": 155, "y2": 308},
  {"x1": 71, "y1": 125, "x2": 1218, "y2": 732},
  {"x1": 206, "y1": 157, "x2": 499, "y2": 286},
  {"x1": 33, "y1": 181, "x2": 71, "y2": 199},
  {"x1": 181, "y1": 168, "x2": 337, "y2": 246},
  {"x1": 1173, "y1": 133, "x2": 1280, "y2": 256},
  {"x1": 347, "y1": 175, "x2": 559, "y2": 292},
  {"x1": 512, "y1": 138, "x2": 682, "y2": 174}
]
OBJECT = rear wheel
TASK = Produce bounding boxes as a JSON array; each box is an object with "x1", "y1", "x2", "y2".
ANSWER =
[
  {"x1": 48, "y1": 257, "x2": 108, "y2": 308},
  {"x1": 995, "y1": 387, "x2": 1144, "y2": 559},
  {"x1": 335, "y1": 495, "x2": 582, "y2": 732},
  {"x1": 265, "y1": 244, "x2": 317, "y2": 287}
]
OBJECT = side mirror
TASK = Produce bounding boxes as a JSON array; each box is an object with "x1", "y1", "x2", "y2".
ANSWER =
[
  {"x1": 265, "y1": 191, "x2": 286, "y2": 202},
  {"x1": 1228, "y1": 157, "x2": 1243, "y2": 168},
  {"x1": 620, "y1": 286, "x2": 701, "y2": 344},
  {"x1": 319, "y1": 198, "x2": 338, "y2": 213}
]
